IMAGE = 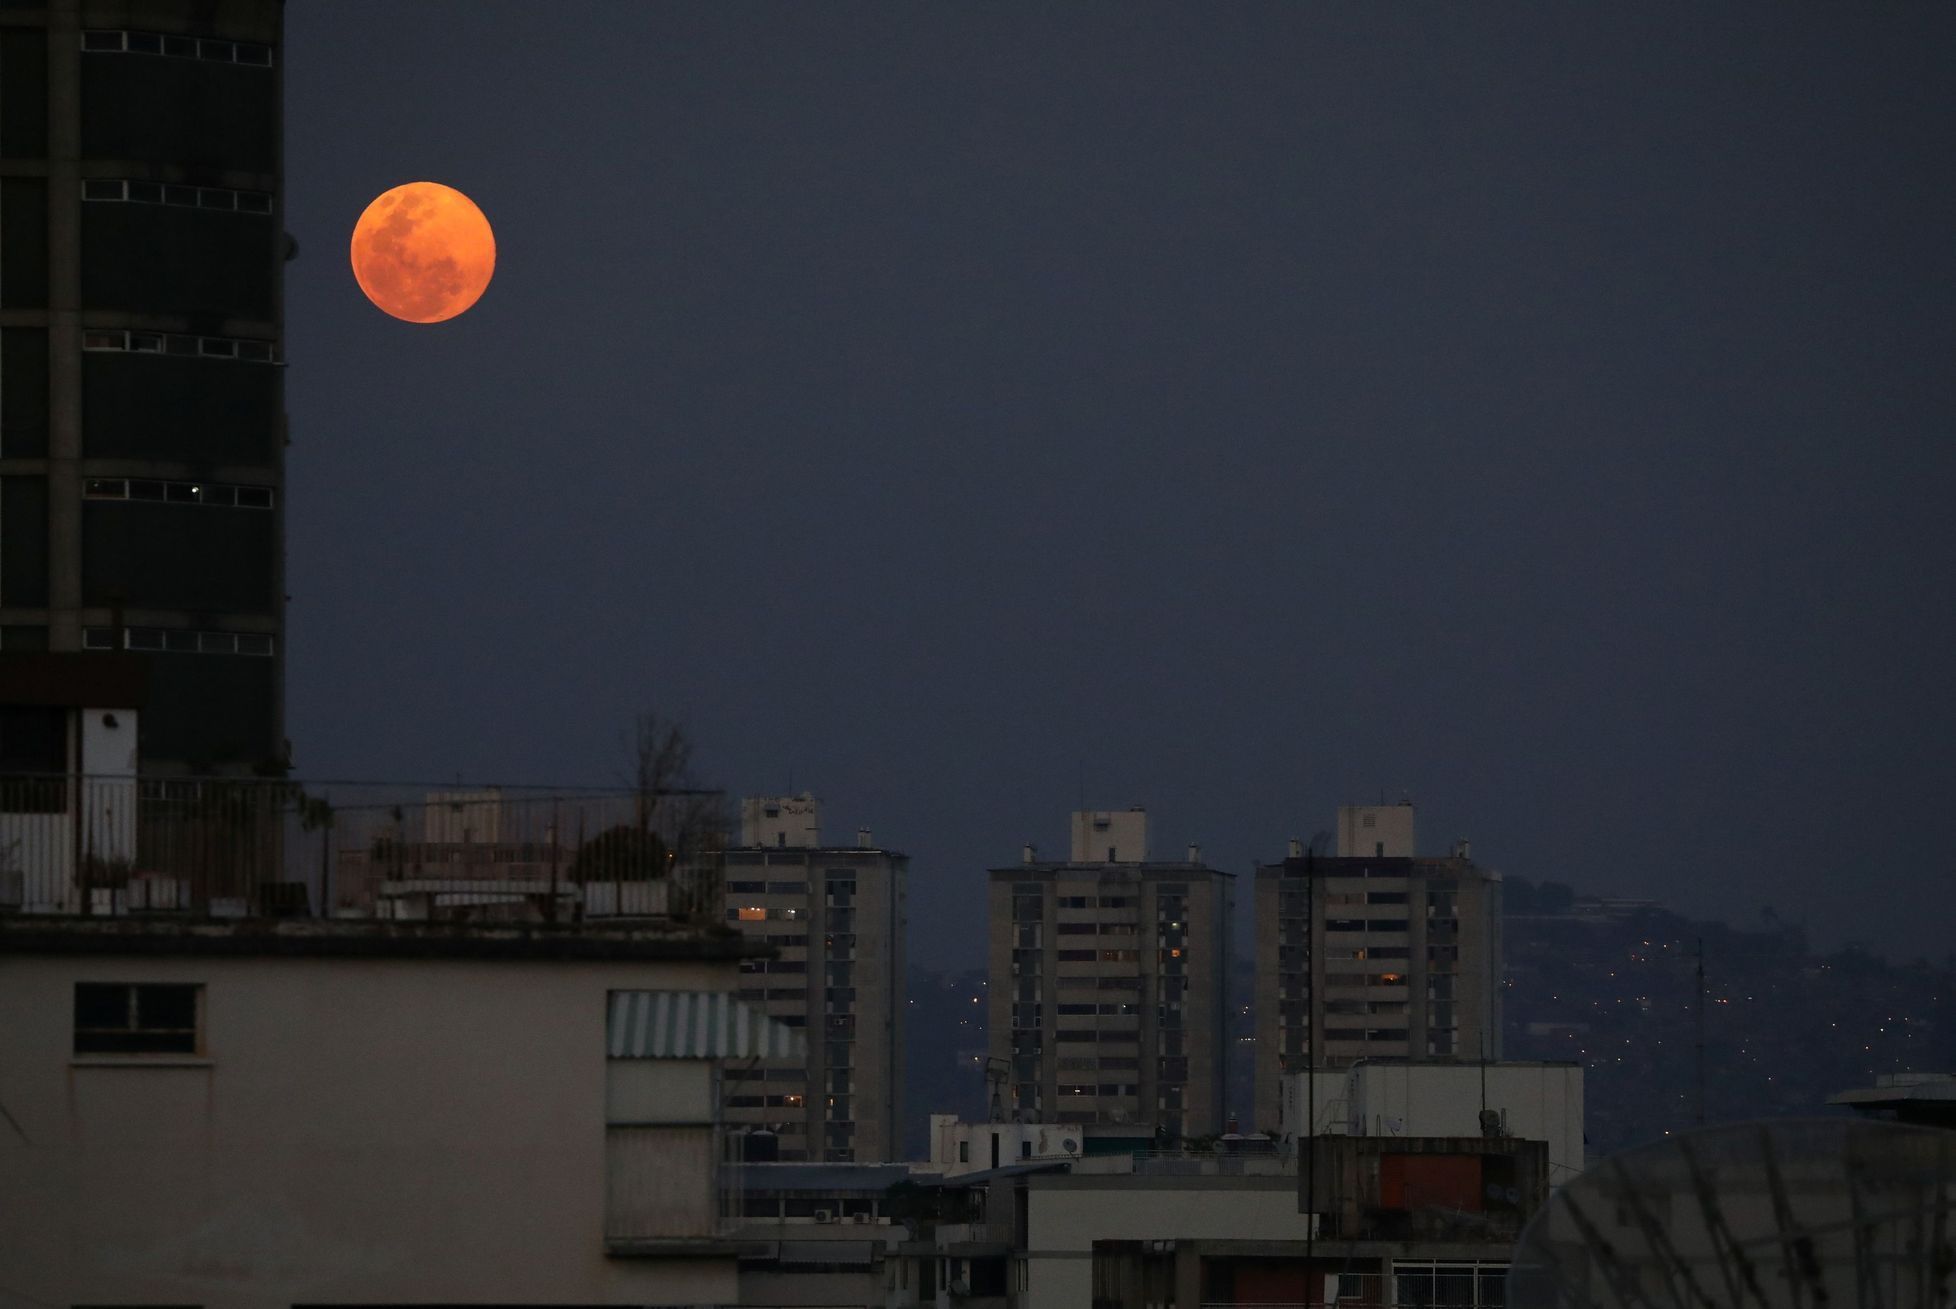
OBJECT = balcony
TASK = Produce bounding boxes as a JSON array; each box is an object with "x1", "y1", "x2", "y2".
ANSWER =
[{"x1": 0, "y1": 775, "x2": 724, "y2": 924}]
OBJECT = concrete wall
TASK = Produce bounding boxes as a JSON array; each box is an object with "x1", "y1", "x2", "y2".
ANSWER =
[
  {"x1": 1024, "y1": 1177, "x2": 1309, "y2": 1308},
  {"x1": 740, "y1": 793, "x2": 822, "y2": 848},
  {"x1": 930, "y1": 1115, "x2": 1084, "y2": 1175},
  {"x1": 1069, "y1": 809, "x2": 1148, "y2": 863},
  {"x1": 0, "y1": 947, "x2": 738, "y2": 1307},
  {"x1": 1337, "y1": 804, "x2": 1416, "y2": 858}
]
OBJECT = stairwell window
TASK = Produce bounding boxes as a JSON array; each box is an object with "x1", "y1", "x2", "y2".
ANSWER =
[{"x1": 74, "y1": 983, "x2": 201, "y2": 1054}]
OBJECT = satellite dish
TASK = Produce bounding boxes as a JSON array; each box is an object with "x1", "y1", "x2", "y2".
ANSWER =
[
  {"x1": 1061, "y1": 1137, "x2": 1079, "y2": 1155},
  {"x1": 1508, "y1": 1118, "x2": 1956, "y2": 1308}
]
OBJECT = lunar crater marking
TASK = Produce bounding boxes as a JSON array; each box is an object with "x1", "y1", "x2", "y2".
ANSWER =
[{"x1": 350, "y1": 182, "x2": 495, "y2": 324}]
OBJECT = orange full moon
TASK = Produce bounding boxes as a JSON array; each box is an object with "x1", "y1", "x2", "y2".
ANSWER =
[{"x1": 349, "y1": 182, "x2": 495, "y2": 323}]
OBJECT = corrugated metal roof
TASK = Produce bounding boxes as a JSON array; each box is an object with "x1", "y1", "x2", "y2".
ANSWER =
[{"x1": 608, "y1": 990, "x2": 805, "y2": 1059}]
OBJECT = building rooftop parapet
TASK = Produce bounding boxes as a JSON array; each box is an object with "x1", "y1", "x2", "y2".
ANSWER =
[
  {"x1": 0, "y1": 775, "x2": 741, "y2": 930},
  {"x1": 990, "y1": 861, "x2": 1235, "y2": 877},
  {"x1": 0, "y1": 912, "x2": 758, "y2": 960}
]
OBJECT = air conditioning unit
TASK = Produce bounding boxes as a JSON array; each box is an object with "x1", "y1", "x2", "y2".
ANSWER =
[
  {"x1": 812, "y1": 1208, "x2": 833, "y2": 1223},
  {"x1": 849, "y1": 1212, "x2": 872, "y2": 1223}
]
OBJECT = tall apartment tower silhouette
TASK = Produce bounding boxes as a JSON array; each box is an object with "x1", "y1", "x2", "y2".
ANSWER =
[
  {"x1": 989, "y1": 809, "x2": 1234, "y2": 1139},
  {"x1": 2, "y1": 1, "x2": 287, "y2": 776},
  {"x1": 722, "y1": 795, "x2": 908, "y2": 1162},
  {"x1": 1252, "y1": 803, "x2": 1504, "y2": 1133}
]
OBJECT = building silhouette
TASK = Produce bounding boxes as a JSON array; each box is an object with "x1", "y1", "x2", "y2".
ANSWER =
[
  {"x1": 1252, "y1": 803, "x2": 1504, "y2": 1133},
  {"x1": 723, "y1": 794, "x2": 907, "y2": 1162},
  {"x1": 1, "y1": 0, "x2": 287, "y2": 776},
  {"x1": 989, "y1": 808, "x2": 1233, "y2": 1138}
]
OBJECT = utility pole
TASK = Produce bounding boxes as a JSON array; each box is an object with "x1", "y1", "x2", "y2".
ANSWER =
[
  {"x1": 1304, "y1": 847, "x2": 1316, "y2": 1303},
  {"x1": 1695, "y1": 936, "x2": 1707, "y2": 1128}
]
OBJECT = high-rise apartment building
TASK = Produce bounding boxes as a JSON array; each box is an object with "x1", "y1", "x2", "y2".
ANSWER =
[
  {"x1": 988, "y1": 809, "x2": 1233, "y2": 1138},
  {"x1": 1252, "y1": 804, "x2": 1503, "y2": 1133},
  {"x1": 723, "y1": 794, "x2": 906, "y2": 1162},
  {"x1": 1, "y1": 1, "x2": 286, "y2": 774}
]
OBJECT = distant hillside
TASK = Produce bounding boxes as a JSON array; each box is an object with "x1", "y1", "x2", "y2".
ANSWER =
[
  {"x1": 902, "y1": 965, "x2": 989, "y2": 1158},
  {"x1": 1502, "y1": 876, "x2": 1956, "y2": 1157},
  {"x1": 902, "y1": 886, "x2": 1956, "y2": 1162}
]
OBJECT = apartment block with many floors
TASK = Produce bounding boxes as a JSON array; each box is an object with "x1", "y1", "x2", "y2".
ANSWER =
[
  {"x1": 723, "y1": 793, "x2": 906, "y2": 1162},
  {"x1": 2, "y1": 0, "x2": 289, "y2": 776},
  {"x1": 1253, "y1": 804, "x2": 1503, "y2": 1133},
  {"x1": 988, "y1": 809, "x2": 1233, "y2": 1139}
]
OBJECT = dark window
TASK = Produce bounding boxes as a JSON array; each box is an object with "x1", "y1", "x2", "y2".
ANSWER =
[
  {"x1": 0, "y1": 475, "x2": 49, "y2": 607},
  {"x1": 82, "y1": 350, "x2": 280, "y2": 465},
  {"x1": 1, "y1": 328, "x2": 49, "y2": 457},
  {"x1": 0, "y1": 178, "x2": 49, "y2": 309},
  {"x1": 80, "y1": 201, "x2": 274, "y2": 319},
  {"x1": 74, "y1": 982, "x2": 201, "y2": 1054},
  {"x1": 1, "y1": 29, "x2": 49, "y2": 158},
  {"x1": 0, "y1": 706, "x2": 67, "y2": 810},
  {"x1": 81, "y1": 499, "x2": 278, "y2": 612},
  {"x1": 81, "y1": 43, "x2": 276, "y2": 170}
]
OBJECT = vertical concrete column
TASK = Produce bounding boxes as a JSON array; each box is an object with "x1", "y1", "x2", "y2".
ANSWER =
[
  {"x1": 1173, "y1": 1243, "x2": 1202, "y2": 1309},
  {"x1": 44, "y1": 0, "x2": 82, "y2": 646}
]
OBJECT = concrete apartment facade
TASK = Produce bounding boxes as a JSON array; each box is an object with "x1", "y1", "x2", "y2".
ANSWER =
[
  {"x1": 724, "y1": 793, "x2": 907, "y2": 1162},
  {"x1": 1253, "y1": 804, "x2": 1504, "y2": 1132},
  {"x1": 988, "y1": 809, "x2": 1233, "y2": 1137},
  {"x1": 0, "y1": 915, "x2": 785, "y2": 1308},
  {"x1": 1, "y1": 0, "x2": 289, "y2": 774}
]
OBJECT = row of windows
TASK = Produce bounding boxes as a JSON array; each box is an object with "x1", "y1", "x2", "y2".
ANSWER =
[
  {"x1": 82, "y1": 178, "x2": 273, "y2": 213},
  {"x1": 82, "y1": 626, "x2": 274, "y2": 656},
  {"x1": 726, "y1": 1093, "x2": 807, "y2": 1109},
  {"x1": 1325, "y1": 918, "x2": 1411, "y2": 934},
  {"x1": 731, "y1": 905, "x2": 804, "y2": 922},
  {"x1": 727, "y1": 880, "x2": 807, "y2": 894},
  {"x1": 82, "y1": 29, "x2": 274, "y2": 66},
  {"x1": 739, "y1": 958, "x2": 807, "y2": 975},
  {"x1": 83, "y1": 478, "x2": 274, "y2": 509},
  {"x1": 83, "y1": 327, "x2": 280, "y2": 364}
]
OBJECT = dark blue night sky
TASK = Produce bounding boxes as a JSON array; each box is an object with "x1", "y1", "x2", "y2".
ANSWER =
[{"x1": 283, "y1": 4, "x2": 1956, "y2": 968}]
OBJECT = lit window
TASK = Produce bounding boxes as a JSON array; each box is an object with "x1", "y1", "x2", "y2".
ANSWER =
[{"x1": 738, "y1": 906, "x2": 768, "y2": 922}]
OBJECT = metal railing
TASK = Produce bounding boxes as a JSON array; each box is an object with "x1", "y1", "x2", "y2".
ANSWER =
[{"x1": 0, "y1": 775, "x2": 725, "y2": 924}]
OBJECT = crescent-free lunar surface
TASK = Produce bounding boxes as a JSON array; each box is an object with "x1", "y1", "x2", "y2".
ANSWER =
[{"x1": 349, "y1": 182, "x2": 496, "y2": 323}]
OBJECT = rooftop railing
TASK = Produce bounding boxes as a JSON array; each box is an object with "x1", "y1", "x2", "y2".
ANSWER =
[{"x1": 0, "y1": 774, "x2": 725, "y2": 925}]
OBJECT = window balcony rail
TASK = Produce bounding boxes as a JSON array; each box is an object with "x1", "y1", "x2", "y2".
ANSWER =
[{"x1": 0, "y1": 774, "x2": 728, "y2": 925}]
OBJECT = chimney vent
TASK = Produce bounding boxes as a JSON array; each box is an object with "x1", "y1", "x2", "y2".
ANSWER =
[
  {"x1": 1021, "y1": 842, "x2": 1037, "y2": 864},
  {"x1": 1287, "y1": 838, "x2": 1304, "y2": 858},
  {"x1": 856, "y1": 827, "x2": 873, "y2": 848},
  {"x1": 1187, "y1": 843, "x2": 1201, "y2": 864}
]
